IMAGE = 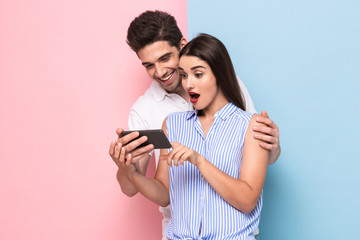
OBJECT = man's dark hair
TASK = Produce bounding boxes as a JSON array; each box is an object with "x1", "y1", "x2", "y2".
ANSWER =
[
  {"x1": 179, "y1": 33, "x2": 246, "y2": 111},
  {"x1": 127, "y1": 10, "x2": 183, "y2": 53}
]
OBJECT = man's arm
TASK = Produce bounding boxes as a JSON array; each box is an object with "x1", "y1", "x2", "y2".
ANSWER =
[
  {"x1": 236, "y1": 76, "x2": 257, "y2": 113},
  {"x1": 236, "y1": 76, "x2": 281, "y2": 164},
  {"x1": 253, "y1": 111, "x2": 281, "y2": 164}
]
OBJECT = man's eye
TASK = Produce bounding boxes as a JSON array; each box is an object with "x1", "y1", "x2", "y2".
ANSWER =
[
  {"x1": 160, "y1": 57, "x2": 170, "y2": 62},
  {"x1": 145, "y1": 65, "x2": 153, "y2": 69}
]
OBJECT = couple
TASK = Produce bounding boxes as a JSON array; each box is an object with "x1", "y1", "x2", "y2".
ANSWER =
[{"x1": 109, "y1": 10, "x2": 281, "y2": 240}]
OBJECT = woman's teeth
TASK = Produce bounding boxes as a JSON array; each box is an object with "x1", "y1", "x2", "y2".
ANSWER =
[
  {"x1": 190, "y1": 93, "x2": 200, "y2": 99},
  {"x1": 189, "y1": 93, "x2": 199, "y2": 103}
]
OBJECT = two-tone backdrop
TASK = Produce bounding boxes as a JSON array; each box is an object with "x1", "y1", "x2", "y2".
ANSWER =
[{"x1": 1, "y1": 0, "x2": 359, "y2": 239}]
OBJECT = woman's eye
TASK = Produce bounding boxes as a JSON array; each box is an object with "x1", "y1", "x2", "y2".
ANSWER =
[
  {"x1": 180, "y1": 73, "x2": 187, "y2": 79},
  {"x1": 195, "y1": 73, "x2": 202, "y2": 78}
]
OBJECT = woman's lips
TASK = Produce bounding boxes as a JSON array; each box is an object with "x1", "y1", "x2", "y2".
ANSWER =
[{"x1": 189, "y1": 92, "x2": 200, "y2": 103}]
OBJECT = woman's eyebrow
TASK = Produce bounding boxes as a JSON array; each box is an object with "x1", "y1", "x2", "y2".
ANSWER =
[{"x1": 191, "y1": 65, "x2": 205, "y2": 70}]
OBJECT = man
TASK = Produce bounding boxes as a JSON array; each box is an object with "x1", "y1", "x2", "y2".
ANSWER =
[{"x1": 109, "y1": 10, "x2": 281, "y2": 240}]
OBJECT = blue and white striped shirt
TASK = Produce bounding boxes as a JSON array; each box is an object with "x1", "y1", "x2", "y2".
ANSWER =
[{"x1": 166, "y1": 102, "x2": 262, "y2": 240}]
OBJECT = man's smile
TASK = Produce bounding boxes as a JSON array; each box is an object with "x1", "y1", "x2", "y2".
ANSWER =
[{"x1": 156, "y1": 70, "x2": 176, "y2": 85}]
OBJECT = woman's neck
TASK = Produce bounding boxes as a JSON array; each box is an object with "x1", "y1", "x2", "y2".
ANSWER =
[{"x1": 200, "y1": 98, "x2": 229, "y2": 119}]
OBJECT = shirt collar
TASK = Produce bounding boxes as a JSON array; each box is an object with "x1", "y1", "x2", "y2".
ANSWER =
[
  {"x1": 186, "y1": 109, "x2": 198, "y2": 120},
  {"x1": 215, "y1": 102, "x2": 238, "y2": 120},
  {"x1": 186, "y1": 102, "x2": 237, "y2": 120},
  {"x1": 150, "y1": 81, "x2": 173, "y2": 102}
]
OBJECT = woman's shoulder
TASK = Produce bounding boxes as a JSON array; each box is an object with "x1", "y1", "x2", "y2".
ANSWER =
[
  {"x1": 233, "y1": 107, "x2": 255, "y2": 122},
  {"x1": 167, "y1": 110, "x2": 195, "y2": 121},
  {"x1": 246, "y1": 113, "x2": 266, "y2": 131}
]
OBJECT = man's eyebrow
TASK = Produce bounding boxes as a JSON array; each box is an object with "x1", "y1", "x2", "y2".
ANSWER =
[
  {"x1": 141, "y1": 61, "x2": 152, "y2": 66},
  {"x1": 142, "y1": 52, "x2": 173, "y2": 66},
  {"x1": 159, "y1": 52, "x2": 172, "y2": 60}
]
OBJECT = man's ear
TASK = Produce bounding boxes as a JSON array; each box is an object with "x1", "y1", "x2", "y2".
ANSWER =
[{"x1": 179, "y1": 38, "x2": 187, "y2": 50}]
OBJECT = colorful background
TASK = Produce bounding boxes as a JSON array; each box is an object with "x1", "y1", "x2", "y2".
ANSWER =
[
  {"x1": 1, "y1": 0, "x2": 359, "y2": 239},
  {"x1": 188, "y1": 0, "x2": 360, "y2": 239}
]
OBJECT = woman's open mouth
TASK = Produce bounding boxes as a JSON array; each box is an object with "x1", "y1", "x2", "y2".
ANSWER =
[{"x1": 188, "y1": 92, "x2": 200, "y2": 103}]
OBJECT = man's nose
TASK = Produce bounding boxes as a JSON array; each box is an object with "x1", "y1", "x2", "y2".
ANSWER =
[{"x1": 154, "y1": 63, "x2": 166, "y2": 78}]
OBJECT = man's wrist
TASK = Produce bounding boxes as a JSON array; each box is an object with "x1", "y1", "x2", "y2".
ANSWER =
[{"x1": 269, "y1": 145, "x2": 281, "y2": 165}]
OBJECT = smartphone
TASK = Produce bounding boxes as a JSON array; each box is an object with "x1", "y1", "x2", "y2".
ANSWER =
[{"x1": 121, "y1": 129, "x2": 171, "y2": 149}]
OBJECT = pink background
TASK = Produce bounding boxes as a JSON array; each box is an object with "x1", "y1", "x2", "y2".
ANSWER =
[{"x1": 0, "y1": 1, "x2": 186, "y2": 239}]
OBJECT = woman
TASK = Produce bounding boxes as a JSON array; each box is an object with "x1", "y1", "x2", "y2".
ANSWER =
[{"x1": 120, "y1": 33, "x2": 268, "y2": 240}]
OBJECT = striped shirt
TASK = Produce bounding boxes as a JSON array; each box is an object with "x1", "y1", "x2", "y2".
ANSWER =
[{"x1": 166, "y1": 102, "x2": 262, "y2": 240}]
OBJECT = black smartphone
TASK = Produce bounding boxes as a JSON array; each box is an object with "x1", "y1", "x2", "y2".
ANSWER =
[{"x1": 121, "y1": 129, "x2": 171, "y2": 149}]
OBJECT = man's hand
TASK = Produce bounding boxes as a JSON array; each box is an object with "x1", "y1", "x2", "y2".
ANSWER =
[
  {"x1": 253, "y1": 111, "x2": 281, "y2": 165},
  {"x1": 115, "y1": 128, "x2": 154, "y2": 164}
]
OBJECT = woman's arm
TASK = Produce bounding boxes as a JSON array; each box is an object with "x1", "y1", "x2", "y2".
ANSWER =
[
  {"x1": 109, "y1": 130, "x2": 152, "y2": 197},
  {"x1": 167, "y1": 114, "x2": 268, "y2": 213},
  {"x1": 129, "y1": 161, "x2": 169, "y2": 207},
  {"x1": 200, "y1": 114, "x2": 268, "y2": 212}
]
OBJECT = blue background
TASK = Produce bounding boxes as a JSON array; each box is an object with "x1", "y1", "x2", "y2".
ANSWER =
[{"x1": 188, "y1": 0, "x2": 360, "y2": 239}]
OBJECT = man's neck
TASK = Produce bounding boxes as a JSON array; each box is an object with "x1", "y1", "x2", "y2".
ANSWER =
[
  {"x1": 170, "y1": 85, "x2": 189, "y2": 101},
  {"x1": 176, "y1": 88, "x2": 189, "y2": 101}
]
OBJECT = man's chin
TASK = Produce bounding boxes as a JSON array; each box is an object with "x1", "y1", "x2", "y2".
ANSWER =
[
  {"x1": 156, "y1": 76, "x2": 182, "y2": 93},
  {"x1": 163, "y1": 84, "x2": 176, "y2": 93},
  {"x1": 157, "y1": 79, "x2": 173, "y2": 90}
]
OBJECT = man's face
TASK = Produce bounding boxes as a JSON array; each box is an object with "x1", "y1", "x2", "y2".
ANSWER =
[{"x1": 137, "y1": 41, "x2": 182, "y2": 94}]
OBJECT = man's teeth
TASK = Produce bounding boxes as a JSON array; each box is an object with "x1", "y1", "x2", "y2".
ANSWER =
[{"x1": 161, "y1": 72, "x2": 173, "y2": 81}]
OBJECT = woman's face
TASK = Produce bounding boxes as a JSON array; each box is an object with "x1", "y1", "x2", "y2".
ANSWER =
[{"x1": 179, "y1": 55, "x2": 227, "y2": 112}]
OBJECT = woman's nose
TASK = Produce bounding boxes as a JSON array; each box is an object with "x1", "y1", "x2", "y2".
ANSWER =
[{"x1": 185, "y1": 76, "x2": 195, "y2": 90}]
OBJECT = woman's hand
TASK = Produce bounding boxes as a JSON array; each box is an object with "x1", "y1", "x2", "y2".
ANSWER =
[{"x1": 165, "y1": 142, "x2": 202, "y2": 167}]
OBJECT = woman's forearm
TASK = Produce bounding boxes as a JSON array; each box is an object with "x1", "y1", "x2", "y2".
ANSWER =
[
  {"x1": 129, "y1": 171, "x2": 170, "y2": 207},
  {"x1": 196, "y1": 156, "x2": 266, "y2": 213}
]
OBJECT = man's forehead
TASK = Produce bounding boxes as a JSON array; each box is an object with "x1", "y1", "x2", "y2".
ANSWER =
[{"x1": 138, "y1": 40, "x2": 179, "y2": 62}]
